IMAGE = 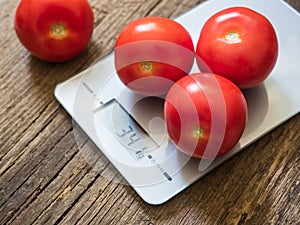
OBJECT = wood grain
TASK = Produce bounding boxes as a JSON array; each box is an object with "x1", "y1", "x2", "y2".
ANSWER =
[{"x1": 0, "y1": 0, "x2": 299, "y2": 224}]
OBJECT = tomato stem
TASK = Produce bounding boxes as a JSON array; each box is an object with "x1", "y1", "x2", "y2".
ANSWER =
[
  {"x1": 50, "y1": 24, "x2": 67, "y2": 38},
  {"x1": 140, "y1": 61, "x2": 153, "y2": 72},
  {"x1": 225, "y1": 31, "x2": 240, "y2": 43},
  {"x1": 193, "y1": 128, "x2": 204, "y2": 139}
]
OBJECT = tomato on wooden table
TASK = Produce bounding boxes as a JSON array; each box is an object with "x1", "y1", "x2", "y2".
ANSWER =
[
  {"x1": 14, "y1": 0, "x2": 94, "y2": 62},
  {"x1": 164, "y1": 73, "x2": 248, "y2": 159},
  {"x1": 196, "y1": 7, "x2": 278, "y2": 89},
  {"x1": 114, "y1": 17, "x2": 195, "y2": 96}
]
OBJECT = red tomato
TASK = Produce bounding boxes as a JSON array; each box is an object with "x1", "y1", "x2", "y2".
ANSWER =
[
  {"x1": 14, "y1": 0, "x2": 94, "y2": 62},
  {"x1": 164, "y1": 73, "x2": 248, "y2": 159},
  {"x1": 114, "y1": 17, "x2": 195, "y2": 96},
  {"x1": 196, "y1": 7, "x2": 278, "y2": 89}
]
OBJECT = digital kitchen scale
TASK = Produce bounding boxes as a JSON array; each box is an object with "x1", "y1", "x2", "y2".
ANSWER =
[{"x1": 55, "y1": 0, "x2": 300, "y2": 205}]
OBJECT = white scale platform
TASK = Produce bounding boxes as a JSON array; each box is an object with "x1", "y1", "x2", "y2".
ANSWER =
[{"x1": 55, "y1": 0, "x2": 300, "y2": 205}]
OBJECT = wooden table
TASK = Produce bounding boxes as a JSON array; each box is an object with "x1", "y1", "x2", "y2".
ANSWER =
[{"x1": 0, "y1": 0, "x2": 299, "y2": 224}]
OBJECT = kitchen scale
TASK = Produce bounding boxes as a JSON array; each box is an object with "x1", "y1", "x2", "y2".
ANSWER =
[{"x1": 55, "y1": 0, "x2": 300, "y2": 205}]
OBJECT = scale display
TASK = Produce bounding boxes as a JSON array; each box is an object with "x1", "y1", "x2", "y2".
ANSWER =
[
  {"x1": 55, "y1": 0, "x2": 300, "y2": 204},
  {"x1": 95, "y1": 99, "x2": 160, "y2": 153}
]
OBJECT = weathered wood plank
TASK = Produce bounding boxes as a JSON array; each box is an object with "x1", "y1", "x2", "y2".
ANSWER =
[{"x1": 0, "y1": 110, "x2": 74, "y2": 223}]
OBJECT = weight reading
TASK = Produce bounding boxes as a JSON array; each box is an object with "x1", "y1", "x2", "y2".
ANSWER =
[
  {"x1": 112, "y1": 101, "x2": 160, "y2": 152},
  {"x1": 94, "y1": 99, "x2": 160, "y2": 160},
  {"x1": 116, "y1": 125, "x2": 145, "y2": 147}
]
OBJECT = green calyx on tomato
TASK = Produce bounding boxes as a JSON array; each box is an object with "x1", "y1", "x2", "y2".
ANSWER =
[
  {"x1": 140, "y1": 61, "x2": 153, "y2": 73},
  {"x1": 50, "y1": 24, "x2": 67, "y2": 39},
  {"x1": 192, "y1": 128, "x2": 205, "y2": 139},
  {"x1": 224, "y1": 31, "x2": 240, "y2": 43}
]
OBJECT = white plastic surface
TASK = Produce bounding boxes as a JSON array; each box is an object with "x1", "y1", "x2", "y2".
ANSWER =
[{"x1": 55, "y1": 0, "x2": 300, "y2": 205}]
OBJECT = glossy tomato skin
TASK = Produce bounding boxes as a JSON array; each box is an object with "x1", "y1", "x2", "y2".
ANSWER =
[
  {"x1": 14, "y1": 0, "x2": 94, "y2": 62},
  {"x1": 164, "y1": 73, "x2": 248, "y2": 159},
  {"x1": 114, "y1": 17, "x2": 195, "y2": 96},
  {"x1": 196, "y1": 7, "x2": 278, "y2": 89}
]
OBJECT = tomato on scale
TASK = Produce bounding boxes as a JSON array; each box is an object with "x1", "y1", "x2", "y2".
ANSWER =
[
  {"x1": 196, "y1": 7, "x2": 278, "y2": 89},
  {"x1": 114, "y1": 17, "x2": 195, "y2": 96},
  {"x1": 14, "y1": 0, "x2": 94, "y2": 62},
  {"x1": 164, "y1": 73, "x2": 248, "y2": 159}
]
